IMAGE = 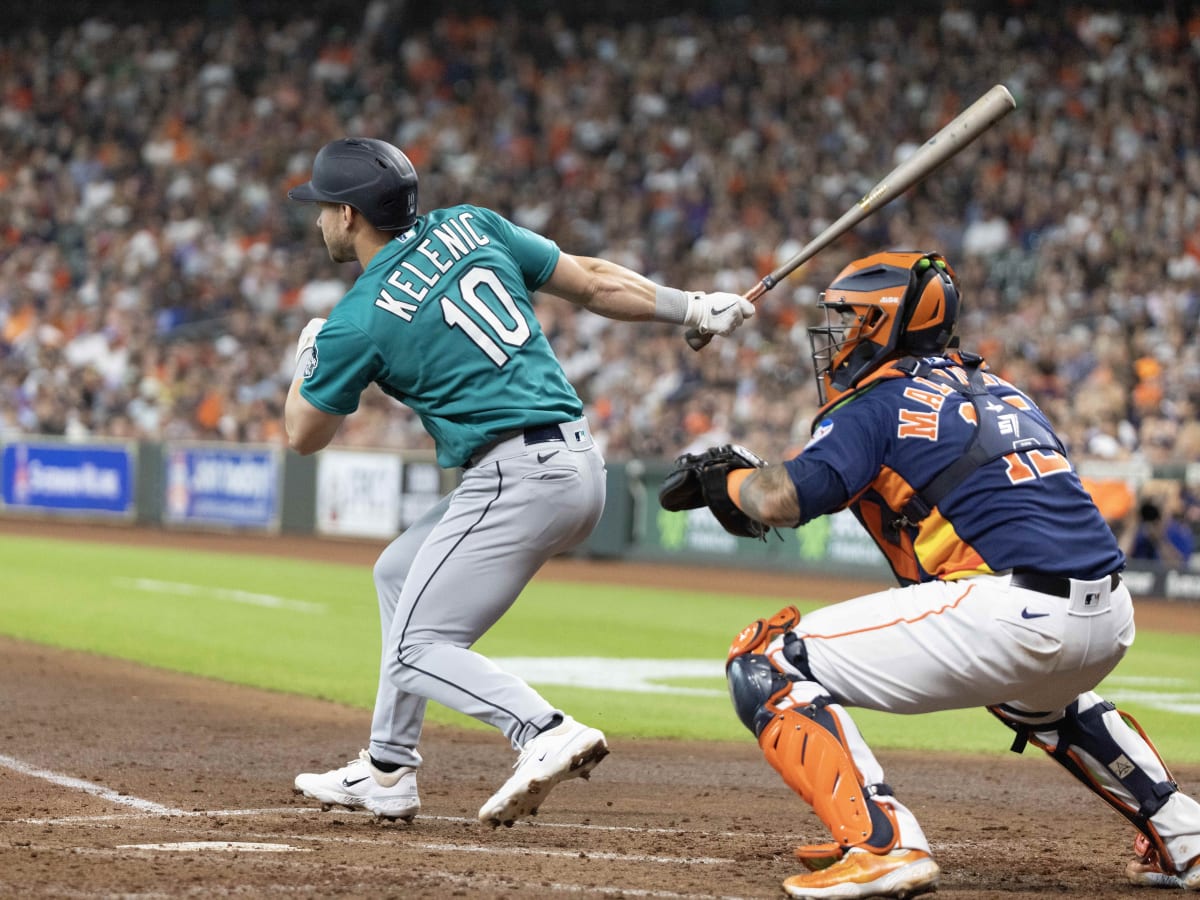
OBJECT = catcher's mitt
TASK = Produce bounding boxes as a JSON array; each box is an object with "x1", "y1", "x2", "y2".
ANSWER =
[{"x1": 658, "y1": 444, "x2": 770, "y2": 540}]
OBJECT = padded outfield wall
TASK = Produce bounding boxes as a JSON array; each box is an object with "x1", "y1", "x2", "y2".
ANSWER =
[{"x1": 0, "y1": 435, "x2": 1197, "y2": 602}]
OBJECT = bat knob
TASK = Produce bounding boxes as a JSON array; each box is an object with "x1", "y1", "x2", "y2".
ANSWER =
[{"x1": 685, "y1": 327, "x2": 713, "y2": 351}]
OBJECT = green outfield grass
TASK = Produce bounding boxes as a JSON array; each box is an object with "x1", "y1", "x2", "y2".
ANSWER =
[{"x1": 2, "y1": 533, "x2": 1198, "y2": 762}]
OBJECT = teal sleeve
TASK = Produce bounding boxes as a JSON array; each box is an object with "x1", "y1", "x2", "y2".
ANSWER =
[
  {"x1": 298, "y1": 317, "x2": 383, "y2": 415},
  {"x1": 470, "y1": 206, "x2": 560, "y2": 290}
]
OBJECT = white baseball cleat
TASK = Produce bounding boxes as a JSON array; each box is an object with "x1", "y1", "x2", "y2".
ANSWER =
[
  {"x1": 478, "y1": 715, "x2": 609, "y2": 828},
  {"x1": 1126, "y1": 834, "x2": 1200, "y2": 890},
  {"x1": 294, "y1": 750, "x2": 419, "y2": 822}
]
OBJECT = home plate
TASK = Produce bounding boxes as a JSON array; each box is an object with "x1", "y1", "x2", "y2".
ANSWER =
[{"x1": 118, "y1": 841, "x2": 310, "y2": 852}]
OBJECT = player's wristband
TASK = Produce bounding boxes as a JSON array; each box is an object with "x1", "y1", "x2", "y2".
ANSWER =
[
  {"x1": 726, "y1": 468, "x2": 753, "y2": 512},
  {"x1": 653, "y1": 285, "x2": 700, "y2": 325}
]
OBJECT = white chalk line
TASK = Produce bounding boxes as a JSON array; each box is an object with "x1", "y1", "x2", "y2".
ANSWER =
[
  {"x1": 0, "y1": 753, "x2": 181, "y2": 816},
  {"x1": 112, "y1": 576, "x2": 325, "y2": 614},
  {"x1": 100, "y1": 835, "x2": 731, "y2": 866},
  {"x1": 3, "y1": 752, "x2": 759, "y2": 899},
  {"x1": 14, "y1": 805, "x2": 790, "y2": 843},
  {"x1": 62, "y1": 852, "x2": 747, "y2": 900},
  {"x1": 117, "y1": 841, "x2": 310, "y2": 852}
]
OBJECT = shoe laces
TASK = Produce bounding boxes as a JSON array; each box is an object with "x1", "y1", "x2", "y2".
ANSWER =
[
  {"x1": 512, "y1": 722, "x2": 564, "y2": 770},
  {"x1": 511, "y1": 741, "x2": 539, "y2": 770}
]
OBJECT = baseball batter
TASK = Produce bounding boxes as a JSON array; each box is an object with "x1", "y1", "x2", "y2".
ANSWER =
[
  {"x1": 282, "y1": 137, "x2": 752, "y2": 828},
  {"x1": 661, "y1": 251, "x2": 1200, "y2": 898}
]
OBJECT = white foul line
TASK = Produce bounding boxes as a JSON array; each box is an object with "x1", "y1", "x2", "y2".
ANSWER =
[
  {"x1": 14, "y1": 808, "x2": 793, "y2": 844},
  {"x1": 405, "y1": 841, "x2": 731, "y2": 865},
  {"x1": 0, "y1": 753, "x2": 182, "y2": 816},
  {"x1": 113, "y1": 576, "x2": 325, "y2": 614}
]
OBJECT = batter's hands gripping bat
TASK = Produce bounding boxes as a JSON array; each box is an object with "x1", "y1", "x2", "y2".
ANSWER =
[{"x1": 686, "y1": 83, "x2": 1017, "y2": 350}]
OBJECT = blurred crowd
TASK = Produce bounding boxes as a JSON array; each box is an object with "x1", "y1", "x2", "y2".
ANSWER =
[{"x1": 1, "y1": 5, "x2": 1198, "y2": 555}]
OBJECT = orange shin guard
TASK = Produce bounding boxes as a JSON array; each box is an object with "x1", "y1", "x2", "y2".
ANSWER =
[{"x1": 758, "y1": 705, "x2": 899, "y2": 854}]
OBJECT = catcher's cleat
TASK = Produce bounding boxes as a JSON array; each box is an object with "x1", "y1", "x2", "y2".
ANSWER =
[
  {"x1": 782, "y1": 848, "x2": 939, "y2": 899},
  {"x1": 795, "y1": 842, "x2": 844, "y2": 872},
  {"x1": 1126, "y1": 834, "x2": 1200, "y2": 890},
  {"x1": 478, "y1": 715, "x2": 608, "y2": 828},
  {"x1": 294, "y1": 750, "x2": 419, "y2": 822}
]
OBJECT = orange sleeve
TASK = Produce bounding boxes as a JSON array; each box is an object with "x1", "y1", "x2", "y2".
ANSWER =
[{"x1": 726, "y1": 468, "x2": 753, "y2": 512}]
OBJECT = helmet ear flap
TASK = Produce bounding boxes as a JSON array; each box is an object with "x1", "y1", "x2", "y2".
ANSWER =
[{"x1": 899, "y1": 255, "x2": 959, "y2": 355}]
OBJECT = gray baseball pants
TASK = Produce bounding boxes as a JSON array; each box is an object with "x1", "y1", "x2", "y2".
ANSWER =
[{"x1": 367, "y1": 417, "x2": 605, "y2": 768}]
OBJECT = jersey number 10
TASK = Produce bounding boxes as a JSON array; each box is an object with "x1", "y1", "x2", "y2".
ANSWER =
[{"x1": 440, "y1": 267, "x2": 531, "y2": 366}]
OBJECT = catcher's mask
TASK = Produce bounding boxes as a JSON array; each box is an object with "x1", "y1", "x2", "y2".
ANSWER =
[
  {"x1": 809, "y1": 250, "x2": 960, "y2": 405},
  {"x1": 288, "y1": 137, "x2": 419, "y2": 232}
]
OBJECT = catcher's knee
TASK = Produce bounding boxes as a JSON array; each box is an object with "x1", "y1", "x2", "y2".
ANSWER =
[
  {"x1": 727, "y1": 605, "x2": 803, "y2": 663},
  {"x1": 726, "y1": 605, "x2": 807, "y2": 736},
  {"x1": 727, "y1": 654, "x2": 791, "y2": 737},
  {"x1": 727, "y1": 604, "x2": 827, "y2": 736}
]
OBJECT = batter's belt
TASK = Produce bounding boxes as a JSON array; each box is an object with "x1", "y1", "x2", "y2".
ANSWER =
[
  {"x1": 522, "y1": 424, "x2": 567, "y2": 445},
  {"x1": 464, "y1": 418, "x2": 589, "y2": 469}
]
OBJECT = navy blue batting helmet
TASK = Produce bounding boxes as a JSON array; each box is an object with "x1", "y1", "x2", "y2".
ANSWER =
[{"x1": 288, "y1": 138, "x2": 419, "y2": 231}]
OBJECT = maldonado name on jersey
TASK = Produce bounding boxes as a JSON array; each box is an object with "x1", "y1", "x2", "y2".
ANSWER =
[{"x1": 375, "y1": 212, "x2": 491, "y2": 319}]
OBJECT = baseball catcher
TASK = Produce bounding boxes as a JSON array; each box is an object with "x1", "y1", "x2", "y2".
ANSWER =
[{"x1": 662, "y1": 250, "x2": 1200, "y2": 898}]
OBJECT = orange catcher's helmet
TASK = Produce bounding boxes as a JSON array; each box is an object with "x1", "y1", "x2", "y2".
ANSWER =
[{"x1": 809, "y1": 250, "x2": 961, "y2": 405}]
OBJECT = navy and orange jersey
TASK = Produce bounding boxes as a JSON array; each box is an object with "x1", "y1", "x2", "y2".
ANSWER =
[{"x1": 784, "y1": 355, "x2": 1125, "y2": 586}]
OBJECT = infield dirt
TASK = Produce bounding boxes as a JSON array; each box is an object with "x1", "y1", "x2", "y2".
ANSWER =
[{"x1": 1, "y1": 519, "x2": 1197, "y2": 898}]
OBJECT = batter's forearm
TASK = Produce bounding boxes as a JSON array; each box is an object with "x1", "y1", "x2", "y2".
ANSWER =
[
  {"x1": 550, "y1": 255, "x2": 659, "y2": 321},
  {"x1": 545, "y1": 254, "x2": 753, "y2": 337}
]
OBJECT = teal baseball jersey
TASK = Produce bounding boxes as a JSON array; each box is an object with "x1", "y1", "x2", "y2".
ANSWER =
[{"x1": 301, "y1": 204, "x2": 584, "y2": 467}]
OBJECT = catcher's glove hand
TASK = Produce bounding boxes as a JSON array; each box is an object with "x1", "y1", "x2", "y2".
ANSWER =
[{"x1": 658, "y1": 444, "x2": 770, "y2": 540}]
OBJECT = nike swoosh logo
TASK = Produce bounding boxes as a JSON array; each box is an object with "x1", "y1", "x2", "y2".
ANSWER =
[
  {"x1": 341, "y1": 776, "x2": 370, "y2": 788},
  {"x1": 537, "y1": 451, "x2": 560, "y2": 464},
  {"x1": 1020, "y1": 608, "x2": 1050, "y2": 619},
  {"x1": 711, "y1": 301, "x2": 737, "y2": 315}
]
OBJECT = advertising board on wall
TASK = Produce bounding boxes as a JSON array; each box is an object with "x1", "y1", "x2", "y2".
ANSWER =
[
  {"x1": 0, "y1": 441, "x2": 135, "y2": 517},
  {"x1": 164, "y1": 444, "x2": 280, "y2": 530},
  {"x1": 316, "y1": 449, "x2": 403, "y2": 538},
  {"x1": 315, "y1": 450, "x2": 447, "y2": 539},
  {"x1": 647, "y1": 496, "x2": 892, "y2": 577}
]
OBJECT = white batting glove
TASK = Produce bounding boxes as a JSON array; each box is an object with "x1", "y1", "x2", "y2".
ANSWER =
[
  {"x1": 294, "y1": 317, "x2": 326, "y2": 364},
  {"x1": 685, "y1": 292, "x2": 756, "y2": 337}
]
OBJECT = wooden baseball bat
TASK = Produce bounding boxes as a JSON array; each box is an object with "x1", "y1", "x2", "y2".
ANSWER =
[{"x1": 686, "y1": 83, "x2": 1017, "y2": 350}]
